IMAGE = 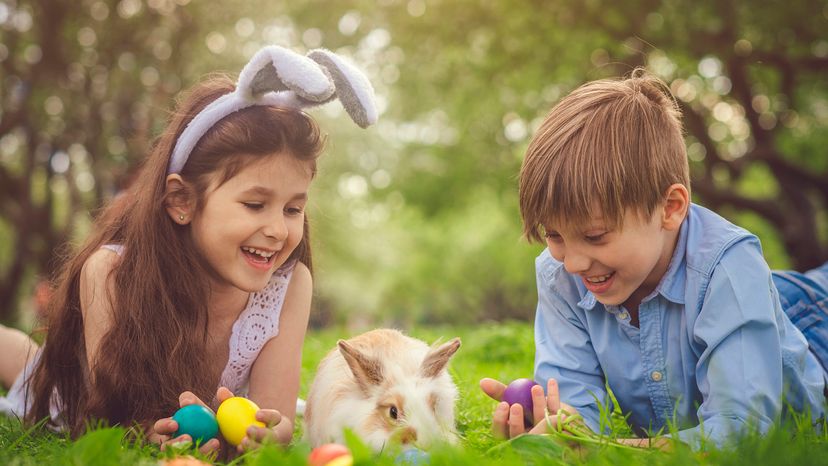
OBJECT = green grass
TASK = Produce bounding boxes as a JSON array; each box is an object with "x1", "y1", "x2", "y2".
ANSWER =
[{"x1": 3, "y1": 321, "x2": 828, "y2": 465}]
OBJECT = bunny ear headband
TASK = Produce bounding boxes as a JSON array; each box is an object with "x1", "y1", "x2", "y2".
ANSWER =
[{"x1": 167, "y1": 45, "x2": 378, "y2": 174}]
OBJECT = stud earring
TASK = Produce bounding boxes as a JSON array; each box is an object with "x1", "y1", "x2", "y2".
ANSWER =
[{"x1": 178, "y1": 214, "x2": 185, "y2": 221}]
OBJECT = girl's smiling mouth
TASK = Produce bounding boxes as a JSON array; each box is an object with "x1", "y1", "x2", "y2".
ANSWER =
[{"x1": 241, "y1": 246, "x2": 278, "y2": 269}]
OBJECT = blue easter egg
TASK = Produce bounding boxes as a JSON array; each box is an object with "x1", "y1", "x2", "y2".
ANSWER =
[
  {"x1": 172, "y1": 404, "x2": 219, "y2": 445},
  {"x1": 395, "y1": 448, "x2": 430, "y2": 465}
]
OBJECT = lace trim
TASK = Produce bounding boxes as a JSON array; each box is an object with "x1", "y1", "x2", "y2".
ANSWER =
[{"x1": 219, "y1": 263, "x2": 295, "y2": 394}]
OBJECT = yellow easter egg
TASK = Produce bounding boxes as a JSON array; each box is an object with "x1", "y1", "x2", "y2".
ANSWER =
[
  {"x1": 325, "y1": 455, "x2": 354, "y2": 466},
  {"x1": 215, "y1": 397, "x2": 265, "y2": 446}
]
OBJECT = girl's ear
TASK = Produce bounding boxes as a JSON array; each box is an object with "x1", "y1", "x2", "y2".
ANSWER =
[
  {"x1": 661, "y1": 183, "x2": 689, "y2": 231},
  {"x1": 164, "y1": 174, "x2": 193, "y2": 225}
]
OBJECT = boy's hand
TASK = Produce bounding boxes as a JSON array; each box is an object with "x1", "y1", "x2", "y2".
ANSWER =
[
  {"x1": 148, "y1": 391, "x2": 221, "y2": 455},
  {"x1": 480, "y1": 377, "x2": 581, "y2": 438}
]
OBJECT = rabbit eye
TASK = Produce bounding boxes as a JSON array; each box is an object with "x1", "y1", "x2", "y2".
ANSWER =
[{"x1": 389, "y1": 406, "x2": 398, "y2": 420}]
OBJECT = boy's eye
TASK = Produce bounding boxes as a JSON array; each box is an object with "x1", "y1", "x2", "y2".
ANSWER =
[
  {"x1": 585, "y1": 233, "x2": 606, "y2": 243},
  {"x1": 243, "y1": 202, "x2": 264, "y2": 210},
  {"x1": 544, "y1": 230, "x2": 562, "y2": 241}
]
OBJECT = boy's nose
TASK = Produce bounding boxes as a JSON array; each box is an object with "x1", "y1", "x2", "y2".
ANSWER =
[{"x1": 563, "y1": 250, "x2": 591, "y2": 275}]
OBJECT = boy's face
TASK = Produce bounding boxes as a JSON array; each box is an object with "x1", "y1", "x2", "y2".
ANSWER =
[
  {"x1": 190, "y1": 153, "x2": 312, "y2": 295},
  {"x1": 544, "y1": 206, "x2": 678, "y2": 310}
]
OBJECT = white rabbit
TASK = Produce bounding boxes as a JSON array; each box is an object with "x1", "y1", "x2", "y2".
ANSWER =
[{"x1": 304, "y1": 328, "x2": 462, "y2": 450}]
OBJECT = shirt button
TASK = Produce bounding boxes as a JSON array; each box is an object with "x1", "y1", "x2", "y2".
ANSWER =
[
  {"x1": 651, "y1": 371, "x2": 663, "y2": 382},
  {"x1": 618, "y1": 311, "x2": 629, "y2": 320}
]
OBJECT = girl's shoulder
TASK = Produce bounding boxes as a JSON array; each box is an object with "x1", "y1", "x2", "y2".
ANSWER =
[
  {"x1": 81, "y1": 247, "x2": 121, "y2": 283},
  {"x1": 243, "y1": 261, "x2": 309, "y2": 317},
  {"x1": 287, "y1": 261, "x2": 311, "y2": 289},
  {"x1": 267, "y1": 260, "x2": 310, "y2": 290}
]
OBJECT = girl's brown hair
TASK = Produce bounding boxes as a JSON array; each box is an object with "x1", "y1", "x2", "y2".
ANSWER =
[
  {"x1": 519, "y1": 70, "x2": 689, "y2": 242},
  {"x1": 27, "y1": 74, "x2": 325, "y2": 435}
]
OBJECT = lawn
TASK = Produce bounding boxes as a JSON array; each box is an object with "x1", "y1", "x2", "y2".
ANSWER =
[{"x1": 2, "y1": 321, "x2": 828, "y2": 465}]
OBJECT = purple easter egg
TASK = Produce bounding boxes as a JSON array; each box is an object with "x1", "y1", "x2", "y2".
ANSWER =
[{"x1": 502, "y1": 378, "x2": 540, "y2": 428}]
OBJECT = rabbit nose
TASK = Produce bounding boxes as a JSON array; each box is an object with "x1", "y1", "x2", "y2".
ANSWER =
[{"x1": 399, "y1": 427, "x2": 418, "y2": 444}]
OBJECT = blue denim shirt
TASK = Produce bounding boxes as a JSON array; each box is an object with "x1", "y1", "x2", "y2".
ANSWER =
[{"x1": 533, "y1": 204, "x2": 826, "y2": 449}]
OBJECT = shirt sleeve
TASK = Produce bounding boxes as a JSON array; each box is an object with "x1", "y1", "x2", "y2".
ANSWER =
[
  {"x1": 675, "y1": 238, "x2": 782, "y2": 449},
  {"x1": 533, "y1": 263, "x2": 608, "y2": 434}
]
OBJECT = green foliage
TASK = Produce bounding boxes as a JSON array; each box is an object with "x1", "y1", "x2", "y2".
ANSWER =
[{"x1": 4, "y1": 323, "x2": 828, "y2": 464}]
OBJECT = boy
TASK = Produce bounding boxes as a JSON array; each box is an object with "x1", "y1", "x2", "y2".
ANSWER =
[{"x1": 481, "y1": 70, "x2": 828, "y2": 450}]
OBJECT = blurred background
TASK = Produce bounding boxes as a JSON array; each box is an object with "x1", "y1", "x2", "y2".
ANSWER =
[{"x1": 0, "y1": 0, "x2": 826, "y2": 330}]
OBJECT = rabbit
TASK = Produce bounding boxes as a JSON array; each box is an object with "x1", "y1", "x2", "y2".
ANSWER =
[{"x1": 304, "y1": 328, "x2": 462, "y2": 451}]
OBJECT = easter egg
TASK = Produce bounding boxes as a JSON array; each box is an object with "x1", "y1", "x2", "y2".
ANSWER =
[
  {"x1": 172, "y1": 404, "x2": 218, "y2": 445},
  {"x1": 502, "y1": 378, "x2": 540, "y2": 428},
  {"x1": 324, "y1": 455, "x2": 354, "y2": 466},
  {"x1": 160, "y1": 456, "x2": 212, "y2": 466},
  {"x1": 395, "y1": 448, "x2": 430, "y2": 465},
  {"x1": 215, "y1": 397, "x2": 265, "y2": 446},
  {"x1": 308, "y1": 443, "x2": 351, "y2": 466}
]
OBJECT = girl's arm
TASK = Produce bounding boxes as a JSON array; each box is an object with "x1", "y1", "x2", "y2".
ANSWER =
[
  {"x1": 80, "y1": 249, "x2": 222, "y2": 453},
  {"x1": 246, "y1": 262, "x2": 313, "y2": 446},
  {"x1": 79, "y1": 248, "x2": 119, "y2": 371}
]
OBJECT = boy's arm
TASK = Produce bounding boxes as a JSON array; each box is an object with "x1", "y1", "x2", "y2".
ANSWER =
[
  {"x1": 247, "y1": 262, "x2": 313, "y2": 445},
  {"x1": 674, "y1": 239, "x2": 793, "y2": 449},
  {"x1": 534, "y1": 265, "x2": 608, "y2": 435}
]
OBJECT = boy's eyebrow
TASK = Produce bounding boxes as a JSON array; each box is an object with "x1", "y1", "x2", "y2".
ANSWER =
[{"x1": 241, "y1": 186, "x2": 308, "y2": 200}]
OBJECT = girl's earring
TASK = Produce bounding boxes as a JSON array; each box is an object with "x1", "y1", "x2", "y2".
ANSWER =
[{"x1": 178, "y1": 214, "x2": 185, "y2": 221}]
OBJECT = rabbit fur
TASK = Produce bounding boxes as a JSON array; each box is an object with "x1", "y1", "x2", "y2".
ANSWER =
[{"x1": 304, "y1": 328, "x2": 461, "y2": 450}]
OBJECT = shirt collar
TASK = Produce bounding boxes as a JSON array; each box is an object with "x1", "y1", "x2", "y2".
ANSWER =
[
  {"x1": 654, "y1": 218, "x2": 688, "y2": 305},
  {"x1": 576, "y1": 216, "x2": 688, "y2": 311}
]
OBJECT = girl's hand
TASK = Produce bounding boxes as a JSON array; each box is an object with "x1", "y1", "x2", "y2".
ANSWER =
[
  {"x1": 481, "y1": 377, "x2": 580, "y2": 439},
  {"x1": 214, "y1": 386, "x2": 286, "y2": 453},
  {"x1": 216, "y1": 387, "x2": 287, "y2": 453},
  {"x1": 237, "y1": 408, "x2": 284, "y2": 451},
  {"x1": 148, "y1": 391, "x2": 221, "y2": 454}
]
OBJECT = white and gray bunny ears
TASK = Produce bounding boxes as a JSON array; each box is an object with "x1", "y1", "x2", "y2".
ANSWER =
[{"x1": 167, "y1": 46, "x2": 377, "y2": 174}]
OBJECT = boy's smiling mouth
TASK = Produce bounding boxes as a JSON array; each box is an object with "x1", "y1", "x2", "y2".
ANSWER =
[
  {"x1": 585, "y1": 272, "x2": 614, "y2": 284},
  {"x1": 582, "y1": 271, "x2": 616, "y2": 294}
]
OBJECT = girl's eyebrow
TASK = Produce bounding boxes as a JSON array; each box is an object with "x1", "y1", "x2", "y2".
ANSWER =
[{"x1": 241, "y1": 186, "x2": 307, "y2": 200}]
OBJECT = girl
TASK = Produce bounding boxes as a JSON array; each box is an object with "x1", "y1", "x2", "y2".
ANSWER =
[{"x1": 0, "y1": 46, "x2": 376, "y2": 455}]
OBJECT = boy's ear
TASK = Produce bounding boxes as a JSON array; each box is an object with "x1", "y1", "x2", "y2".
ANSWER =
[
  {"x1": 661, "y1": 183, "x2": 689, "y2": 231},
  {"x1": 164, "y1": 174, "x2": 193, "y2": 225}
]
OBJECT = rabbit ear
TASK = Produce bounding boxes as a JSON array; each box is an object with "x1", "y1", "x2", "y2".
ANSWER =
[
  {"x1": 307, "y1": 48, "x2": 378, "y2": 128},
  {"x1": 238, "y1": 45, "x2": 335, "y2": 101},
  {"x1": 420, "y1": 338, "x2": 461, "y2": 378},
  {"x1": 338, "y1": 339, "x2": 383, "y2": 393}
]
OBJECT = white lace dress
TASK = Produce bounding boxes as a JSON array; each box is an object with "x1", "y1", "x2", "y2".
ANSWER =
[
  {"x1": 218, "y1": 264, "x2": 294, "y2": 396},
  {"x1": 0, "y1": 245, "x2": 294, "y2": 423}
]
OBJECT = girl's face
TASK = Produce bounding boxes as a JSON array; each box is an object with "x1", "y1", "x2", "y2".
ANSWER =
[
  {"x1": 544, "y1": 206, "x2": 677, "y2": 311},
  {"x1": 190, "y1": 153, "x2": 312, "y2": 294}
]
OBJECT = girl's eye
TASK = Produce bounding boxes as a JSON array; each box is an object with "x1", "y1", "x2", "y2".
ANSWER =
[
  {"x1": 389, "y1": 406, "x2": 398, "y2": 420},
  {"x1": 286, "y1": 206, "x2": 304, "y2": 215},
  {"x1": 243, "y1": 202, "x2": 264, "y2": 210}
]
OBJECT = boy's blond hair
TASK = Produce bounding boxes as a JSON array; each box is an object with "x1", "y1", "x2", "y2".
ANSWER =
[{"x1": 519, "y1": 69, "x2": 690, "y2": 242}]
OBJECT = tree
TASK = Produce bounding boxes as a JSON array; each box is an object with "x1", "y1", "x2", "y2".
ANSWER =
[
  {"x1": 2, "y1": 0, "x2": 825, "y2": 325},
  {"x1": 0, "y1": 0, "x2": 198, "y2": 322},
  {"x1": 281, "y1": 0, "x2": 828, "y2": 322}
]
